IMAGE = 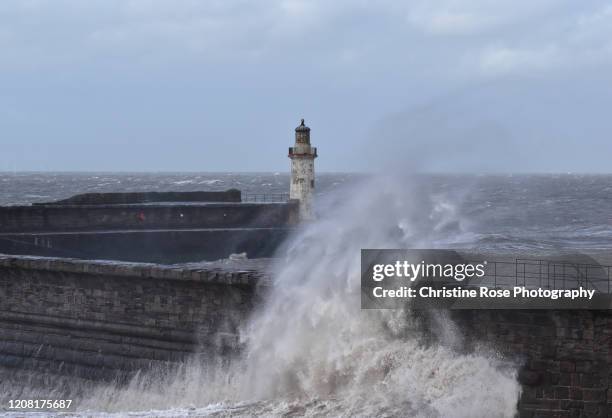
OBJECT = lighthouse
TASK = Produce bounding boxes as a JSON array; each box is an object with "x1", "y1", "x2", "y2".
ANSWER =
[{"x1": 289, "y1": 119, "x2": 317, "y2": 221}]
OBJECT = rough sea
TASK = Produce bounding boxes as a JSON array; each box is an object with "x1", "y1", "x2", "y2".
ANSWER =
[{"x1": 1, "y1": 172, "x2": 611, "y2": 417}]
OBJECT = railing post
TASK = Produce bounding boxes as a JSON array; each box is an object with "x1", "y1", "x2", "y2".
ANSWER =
[
  {"x1": 539, "y1": 260, "x2": 542, "y2": 288},
  {"x1": 515, "y1": 259, "x2": 518, "y2": 287},
  {"x1": 563, "y1": 264, "x2": 565, "y2": 289},
  {"x1": 494, "y1": 261, "x2": 497, "y2": 289}
]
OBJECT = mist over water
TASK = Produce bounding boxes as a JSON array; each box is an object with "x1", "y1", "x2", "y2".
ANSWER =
[{"x1": 5, "y1": 174, "x2": 520, "y2": 417}]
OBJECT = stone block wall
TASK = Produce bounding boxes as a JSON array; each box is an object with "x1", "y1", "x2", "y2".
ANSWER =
[
  {"x1": 0, "y1": 255, "x2": 265, "y2": 380},
  {"x1": 452, "y1": 310, "x2": 612, "y2": 417}
]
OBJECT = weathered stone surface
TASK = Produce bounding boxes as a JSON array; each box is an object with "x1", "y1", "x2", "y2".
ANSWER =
[
  {"x1": 0, "y1": 255, "x2": 269, "y2": 380},
  {"x1": 452, "y1": 310, "x2": 612, "y2": 416},
  {"x1": 520, "y1": 370, "x2": 543, "y2": 386}
]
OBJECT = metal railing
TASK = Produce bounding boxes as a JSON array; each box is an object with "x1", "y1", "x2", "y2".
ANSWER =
[
  {"x1": 456, "y1": 258, "x2": 612, "y2": 294},
  {"x1": 242, "y1": 193, "x2": 290, "y2": 203}
]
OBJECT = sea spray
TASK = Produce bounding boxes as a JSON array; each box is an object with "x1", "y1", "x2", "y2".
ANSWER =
[
  {"x1": 21, "y1": 175, "x2": 520, "y2": 417},
  {"x1": 231, "y1": 175, "x2": 520, "y2": 416}
]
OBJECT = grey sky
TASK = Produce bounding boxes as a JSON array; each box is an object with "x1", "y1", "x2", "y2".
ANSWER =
[{"x1": 1, "y1": 0, "x2": 612, "y2": 172}]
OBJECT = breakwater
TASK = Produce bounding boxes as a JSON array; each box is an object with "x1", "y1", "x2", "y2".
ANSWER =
[{"x1": 0, "y1": 253, "x2": 610, "y2": 415}]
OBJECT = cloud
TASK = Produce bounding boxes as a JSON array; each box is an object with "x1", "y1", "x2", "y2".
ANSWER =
[
  {"x1": 1, "y1": 1, "x2": 612, "y2": 171},
  {"x1": 478, "y1": 45, "x2": 562, "y2": 75},
  {"x1": 571, "y1": 5, "x2": 612, "y2": 55},
  {"x1": 471, "y1": 3, "x2": 612, "y2": 77},
  {"x1": 402, "y1": 0, "x2": 564, "y2": 35},
  {"x1": 0, "y1": 0, "x2": 610, "y2": 79}
]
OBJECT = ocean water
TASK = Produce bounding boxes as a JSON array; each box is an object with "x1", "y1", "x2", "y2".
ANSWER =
[
  {"x1": 0, "y1": 172, "x2": 348, "y2": 206},
  {"x1": 0, "y1": 172, "x2": 611, "y2": 417}
]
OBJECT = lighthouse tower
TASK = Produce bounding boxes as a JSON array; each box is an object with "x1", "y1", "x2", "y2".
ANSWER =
[{"x1": 289, "y1": 119, "x2": 317, "y2": 221}]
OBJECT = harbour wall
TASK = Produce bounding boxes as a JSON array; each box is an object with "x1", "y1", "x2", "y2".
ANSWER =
[
  {"x1": 0, "y1": 255, "x2": 266, "y2": 381},
  {"x1": 0, "y1": 254, "x2": 610, "y2": 415}
]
